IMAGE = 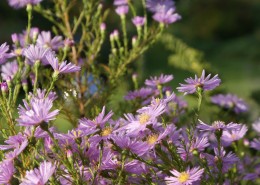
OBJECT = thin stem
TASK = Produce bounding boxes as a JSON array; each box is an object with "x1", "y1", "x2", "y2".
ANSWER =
[
  {"x1": 26, "y1": 4, "x2": 33, "y2": 44},
  {"x1": 33, "y1": 61, "x2": 40, "y2": 94},
  {"x1": 120, "y1": 16, "x2": 128, "y2": 53}
]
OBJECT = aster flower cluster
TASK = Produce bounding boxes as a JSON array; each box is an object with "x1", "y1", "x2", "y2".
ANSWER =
[{"x1": 0, "y1": 0, "x2": 259, "y2": 184}]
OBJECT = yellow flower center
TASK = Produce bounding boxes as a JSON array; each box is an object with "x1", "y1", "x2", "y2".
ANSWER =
[
  {"x1": 101, "y1": 127, "x2": 112, "y2": 137},
  {"x1": 147, "y1": 134, "x2": 159, "y2": 145},
  {"x1": 231, "y1": 133, "x2": 237, "y2": 140},
  {"x1": 178, "y1": 172, "x2": 190, "y2": 183},
  {"x1": 72, "y1": 130, "x2": 82, "y2": 138},
  {"x1": 15, "y1": 48, "x2": 23, "y2": 56},
  {"x1": 139, "y1": 113, "x2": 150, "y2": 124}
]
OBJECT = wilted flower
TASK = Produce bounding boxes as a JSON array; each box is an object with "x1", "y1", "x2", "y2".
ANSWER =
[
  {"x1": 165, "y1": 166, "x2": 204, "y2": 185},
  {"x1": 177, "y1": 70, "x2": 221, "y2": 95}
]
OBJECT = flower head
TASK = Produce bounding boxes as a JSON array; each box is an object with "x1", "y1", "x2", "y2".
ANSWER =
[
  {"x1": 165, "y1": 166, "x2": 204, "y2": 185},
  {"x1": 205, "y1": 147, "x2": 238, "y2": 173},
  {"x1": 0, "y1": 160, "x2": 15, "y2": 184},
  {"x1": 115, "y1": 5, "x2": 129, "y2": 16},
  {"x1": 197, "y1": 120, "x2": 241, "y2": 134},
  {"x1": 211, "y1": 94, "x2": 248, "y2": 114},
  {"x1": 153, "y1": 8, "x2": 181, "y2": 25},
  {"x1": 45, "y1": 52, "x2": 81, "y2": 75},
  {"x1": 0, "y1": 43, "x2": 12, "y2": 64},
  {"x1": 145, "y1": 74, "x2": 174, "y2": 87},
  {"x1": 146, "y1": 0, "x2": 175, "y2": 13},
  {"x1": 114, "y1": 0, "x2": 128, "y2": 6},
  {"x1": 8, "y1": 0, "x2": 43, "y2": 9},
  {"x1": 1, "y1": 61, "x2": 19, "y2": 81},
  {"x1": 17, "y1": 92, "x2": 59, "y2": 126},
  {"x1": 23, "y1": 45, "x2": 49, "y2": 65},
  {"x1": 21, "y1": 161, "x2": 56, "y2": 185},
  {"x1": 177, "y1": 70, "x2": 221, "y2": 95},
  {"x1": 221, "y1": 125, "x2": 247, "y2": 146},
  {"x1": 36, "y1": 31, "x2": 63, "y2": 51},
  {"x1": 132, "y1": 16, "x2": 146, "y2": 27}
]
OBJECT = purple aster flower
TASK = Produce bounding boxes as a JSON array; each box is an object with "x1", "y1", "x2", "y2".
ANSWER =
[
  {"x1": 115, "y1": 5, "x2": 129, "y2": 16},
  {"x1": 211, "y1": 94, "x2": 248, "y2": 114},
  {"x1": 23, "y1": 45, "x2": 49, "y2": 65},
  {"x1": 153, "y1": 8, "x2": 181, "y2": 25},
  {"x1": 45, "y1": 52, "x2": 81, "y2": 75},
  {"x1": 221, "y1": 125, "x2": 247, "y2": 146},
  {"x1": 250, "y1": 138, "x2": 260, "y2": 150},
  {"x1": 102, "y1": 152, "x2": 147, "y2": 174},
  {"x1": 7, "y1": 0, "x2": 43, "y2": 9},
  {"x1": 1, "y1": 61, "x2": 19, "y2": 81},
  {"x1": 119, "y1": 101, "x2": 166, "y2": 136},
  {"x1": 21, "y1": 161, "x2": 56, "y2": 185},
  {"x1": 78, "y1": 106, "x2": 113, "y2": 132},
  {"x1": 124, "y1": 87, "x2": 154, "y2": 101},
  {"x1": 177, "y1": 133, "x2": 209, "y2": 161},
  {"x1": 114, "y1": 0, "x2": 128, "y2": 6},
  {"x1": 132, "y1": 16, "x2": 146, "y2": 27},
  {"x1": 111, "y1": 134, "x2": 149, "y2": 156},
  {"x1": 17, "y1": 95, "x2": 59, "y2": 126},
  {"x1": 252, "y1": 118, "x2": 260, "y2": 134},
  {"x1": 31, "y1": 89, "x2": 57, "y2": 101},
  {"x1": 145, "y1": 125, "x2": 174, "y2": 150},
  {"x1": 0, "y1": 132, "x2": 27, "y2": 150},
  {"x1": 0, "y1": 43, "x2": 12, "y2": 64},
  {"x1": 205, "y1": 147, "x2": 238, "y2": 173},
  {"x1": 0, "y1": 160, "x2": 15, "y2": 184},
  {"x1": 145, "y1": 74, "x2": 174, "y2": 87},
  {"x1": 197, "y1": 120, "x2": 241, "y2": 134},
  {"x1": 36, "y1": 31, "x2": 63, "y2": 51},
  {"x1": 165, "y1": 166, "x2": 204, "y2": 185},
  {"x1": 243, "y1": 164, "x2": 260, "y2": 181},
  {"x1": 177, "y1": 70, "x2": 221, "y2": 95},
  {"x1": 146, "y1": 0, "x2": 175, "y2": 13},
  {"x1": 5, "y1": 140, "x2": 28, "y2": 161}
]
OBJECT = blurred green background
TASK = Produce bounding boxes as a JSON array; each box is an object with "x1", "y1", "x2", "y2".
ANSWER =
[{"x1": 0, "y1": 0, "x2": 259, "y2": 124}]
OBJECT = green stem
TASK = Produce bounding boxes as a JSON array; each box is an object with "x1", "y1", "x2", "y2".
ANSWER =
[
  {"x1": 118, "y1": 153, "x2": 126, "y2": 184},
  {"x1": 120, "y1": 16, "x2": 128, "y2": 54},
  {"x1": 33, "y1": 61, "x2": 40, "y2": 94},
  {"x1": 26, "y1": 4, "x2": 33, "y2": 44}
]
